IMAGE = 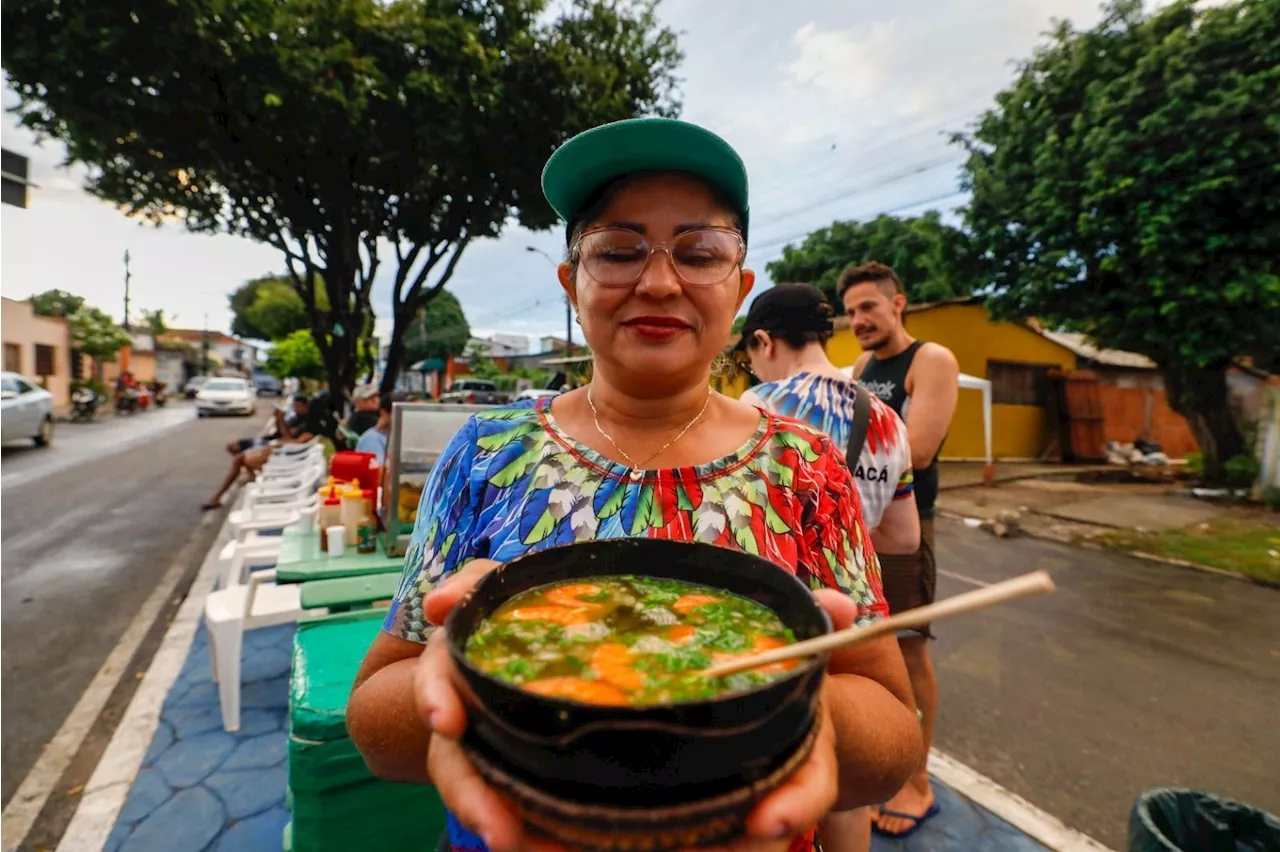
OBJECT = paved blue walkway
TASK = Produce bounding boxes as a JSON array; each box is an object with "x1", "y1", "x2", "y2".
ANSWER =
[{"x1": 106, "y1": 621, "x2": 1049, "y2": 851}]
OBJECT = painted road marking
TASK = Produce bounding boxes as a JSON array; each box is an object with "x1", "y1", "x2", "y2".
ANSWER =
[
  {"x1": 0, "y1": 508, "x2": 220, "y2": 852},
  {"x1": 52, "y1": 503, "x2": 234, "y2": 852}
]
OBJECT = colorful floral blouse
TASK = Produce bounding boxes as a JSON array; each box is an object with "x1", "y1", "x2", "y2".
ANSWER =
[
  {"x1": 382, "y1": 397, "x2": 887, "y2": 852},
  {"x1": 744, "y1": 372, "x2": 913, "y2": 530}
]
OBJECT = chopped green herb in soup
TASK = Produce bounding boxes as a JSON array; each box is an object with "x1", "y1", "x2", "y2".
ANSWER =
[{"x1": 465, "y1": 576, "x2": 798, "y2": 705}]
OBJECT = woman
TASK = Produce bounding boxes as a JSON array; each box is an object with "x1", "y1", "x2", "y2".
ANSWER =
[{"x1": 347, "y1": 117, "x2": 923, "y2": 852}]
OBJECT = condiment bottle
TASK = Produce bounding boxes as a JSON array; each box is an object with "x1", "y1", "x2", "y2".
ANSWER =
[
  {"x1": 340, "y1": 482, "x2": 364, "y2": 546},
  {"x1": 318, "y1": 496, "x2": 342, "y2": 551},
  {"x1": 356, "y1": 506, "x2": 377, "y2": 554}
]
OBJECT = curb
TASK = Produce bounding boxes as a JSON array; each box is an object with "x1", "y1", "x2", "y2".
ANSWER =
[{"x1": 936, "y1": 511, "x2": 1278, "y2": 589}]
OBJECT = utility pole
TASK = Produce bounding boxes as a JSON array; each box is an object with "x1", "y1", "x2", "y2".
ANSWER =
[
  {"x1": 122, "y1": 249, "x2": 132, "y2": 331},
  {"x1": 201, "y1": 313, "x2": 211, "y2": 374},
  {"x1": 525, "y1": 245, "x2": 572, "y2": 352}
]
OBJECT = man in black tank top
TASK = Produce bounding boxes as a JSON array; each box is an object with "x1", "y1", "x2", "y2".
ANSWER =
[{"x1": 840, "y1": 262, "x2": 959, "y2": 839}]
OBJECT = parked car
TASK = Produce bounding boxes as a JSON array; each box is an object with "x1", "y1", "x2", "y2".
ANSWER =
[
  {"x1": 195, "y1": 377, "x2": 257, "y2": 417},
  {"x1": 1, "y1": 371, "x2": 55, "y2": 447},
  {"x1": 514, "y1": 388, "x2": 560, "y2": 402},
  {"x1": 184, "y1": 375, "x2": 209, "y2": 399},
  {"x1": 252, "y1": 372, "x2": 283, "y2": 396},
  {"x1": 441, "y1": 379, "x2": 508, "y2": 405}
]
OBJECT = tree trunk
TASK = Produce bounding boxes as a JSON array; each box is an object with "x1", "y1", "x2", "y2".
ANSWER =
[
  {"x1": 379, "y1": 305, "x2": 415, "y2": 398},
  {"x1": 1162, "y1": 362, "x2": 1245, "y2": 484}
]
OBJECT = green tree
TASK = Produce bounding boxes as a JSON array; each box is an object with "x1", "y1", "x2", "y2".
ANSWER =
[
  {"x1": 28, "y1": 289, "x2": 86, "y2": 318},
  {"x1": 68, "y1": 307, "x2": 132, "y2": 363},
  {"x1": 229, "y1": 274, "x2": 324, "y2": 342},
  {"x1": 954, "y1": 0, "x2": 1280, "y2": 482},
  {"x1": 3, "y1": 0, "x2": 682, "y2": 404},
  {"x1": 765, "y1": 212, "x2": 981, "y2": 311},
  {"x1": 466, "y1": 352, "x2": 503, "y2": 381},
  {"x1": 266, "y1": 329, "x2": 326, "y2": 381},
  {"x1": 139, "y1": 309, "x2": 170, "y2": 337},
  {"x1": 403, "y1": 290, "x2": 471, "y2": 366}
]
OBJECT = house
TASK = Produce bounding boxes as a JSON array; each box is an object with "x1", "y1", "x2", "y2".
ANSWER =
[
  {"x1": 720, "y1": 296, "x2": 1263, "y2": 461},
  {"x1": 157, "y1": 329, "x2": 260, "y2": 373},
  {"x1": 1, "y1": 296, "x2": 77, "y2": 414}
]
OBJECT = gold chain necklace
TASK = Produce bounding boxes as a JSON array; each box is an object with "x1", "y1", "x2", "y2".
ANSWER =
[{"x1": 586, "y1": 389, "x2": 712, "y2": 482}]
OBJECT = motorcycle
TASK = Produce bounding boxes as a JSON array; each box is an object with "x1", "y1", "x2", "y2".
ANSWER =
[
  {"x1": 116, "y1": 388, "x2": 140, "y2": 414},
  {"x1": 152, "y1": 383, "x2": 167, "y2": 408},
  {"x1": 71, "y1": 388, "x2": 102, "y2": 422}
]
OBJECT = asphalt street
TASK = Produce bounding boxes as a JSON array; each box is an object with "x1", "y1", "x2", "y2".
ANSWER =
[
  {"x1": 930, "y1": 521, "x2": 1280, "y2": 848},
  {"x1": 0, "y1": 401, "x2": 265, "y2": 806},
  {"x1": 2, "y1": 412, "x2": 1275, "y2": 848}
]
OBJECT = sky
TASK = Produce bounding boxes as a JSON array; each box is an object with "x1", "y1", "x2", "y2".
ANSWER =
[{"x1": 1, "y1": 0, "x2": 1125, "y2": 346}]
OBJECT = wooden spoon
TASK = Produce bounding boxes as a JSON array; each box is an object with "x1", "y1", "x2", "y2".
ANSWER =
[{"x1": 701, "y1": 570, "x2": 1056, "y2": 679}]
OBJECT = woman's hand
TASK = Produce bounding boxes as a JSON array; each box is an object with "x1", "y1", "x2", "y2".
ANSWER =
[
  {"x1": 414, "y1": 560, "x2": 566, "y2": 852},
  {"x1": 696, "y1": 589, "x2": 859, "y2": 852},
  {"x1": 414, "y1": 570, "x2": 868, "y2": 852}
]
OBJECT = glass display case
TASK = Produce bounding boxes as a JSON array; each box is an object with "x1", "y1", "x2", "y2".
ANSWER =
[{"x1": 383, "y1": 401, "x2": 492, "y2": 557}]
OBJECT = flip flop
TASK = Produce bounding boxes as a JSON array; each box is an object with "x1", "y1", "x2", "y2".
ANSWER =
[
  {"x1": 872, "y1": 801, "x2": 941, "y2": 839},
  {"x1": 201, "y1": 501, "x2": 221, "y2": 511}
]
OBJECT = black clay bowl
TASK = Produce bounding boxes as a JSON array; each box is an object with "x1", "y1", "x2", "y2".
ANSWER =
[{"x1": 444, "y1": 538, "x2": 832, "y2": 810}]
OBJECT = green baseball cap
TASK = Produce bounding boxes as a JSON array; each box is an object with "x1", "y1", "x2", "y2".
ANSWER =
[{"x1": 541, "y1": 117, "x2": 750, "y2": 239}]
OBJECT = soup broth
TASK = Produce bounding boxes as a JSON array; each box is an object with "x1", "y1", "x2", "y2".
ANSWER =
[{"x1": 465, "y1": 576, "x2": 798, "y2": 706}]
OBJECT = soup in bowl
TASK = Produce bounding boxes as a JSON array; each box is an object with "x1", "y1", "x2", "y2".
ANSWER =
[{"x1": 444, "y1": 538, "x2": 832, "y2": 851}]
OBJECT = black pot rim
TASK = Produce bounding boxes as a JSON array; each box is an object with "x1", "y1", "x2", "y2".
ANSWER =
[{"x1": 444, "y1": 539, "x2": 832, "y2": 717}]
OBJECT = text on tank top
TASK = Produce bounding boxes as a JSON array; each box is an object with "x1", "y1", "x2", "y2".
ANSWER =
[{"x1": 859, "y1": 341, "x2": 940, "y2": 519}]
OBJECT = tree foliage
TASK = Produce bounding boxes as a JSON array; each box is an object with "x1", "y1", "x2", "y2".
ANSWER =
[
  {"x1": 69, "y1": 307, "x2": 132, "y2": 362},
  {"x1": 28, "y1": 289, "x2": 130, "y2": 362},
  {"x1": 140, "y1": 308, "x2": 170, "y2": 337},
  {"x1": 28, "y1": 289, "x2": 87, "y2": 318},
  {"x1": 266, "y1": 329, "x2": 326, "y2": 381},
  {"x1": 765, "y1": 212, "x2": 981, "y2": 311},
  {"x1": 955, "y1": 0, "x2": 1280, "y2": 481},
  {"x1": 403, "y1": 290, "x2": 471, "y2": 365},
  {"x1": 3, "y1": 0, "x2": 682, "y2": 403},
  {"x1": 229, "y1": 275, "x2": 320, "y2": 342}
]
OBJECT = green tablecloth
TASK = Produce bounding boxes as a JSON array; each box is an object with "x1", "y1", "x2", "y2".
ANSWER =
[
  {"x1": 288, "y1": 610, "x2": 446, "y2": 851},
  {"x1": 274, "y1": 525, "x2": 403, "y2": 584},
  {"x1": 298, "y1": 572, "x2": 400, "y2": 610}
]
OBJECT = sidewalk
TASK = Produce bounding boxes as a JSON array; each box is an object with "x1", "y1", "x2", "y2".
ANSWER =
[
  {"x1": 75, "y1": 506, "x2": 1100, "y2": 852},
  {"x1": 98, "y1": 623, "x2": 1062, "y2": 852}
]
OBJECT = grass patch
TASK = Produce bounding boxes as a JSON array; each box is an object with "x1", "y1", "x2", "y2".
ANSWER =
[{"x1": 1099, "y1": 514, "x2": 1280, "y2": 584}]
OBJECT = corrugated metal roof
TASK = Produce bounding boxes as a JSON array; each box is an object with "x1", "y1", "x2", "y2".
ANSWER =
[{"x1": 1038, "y1": 330, "x2": 1156, "y2": 369}]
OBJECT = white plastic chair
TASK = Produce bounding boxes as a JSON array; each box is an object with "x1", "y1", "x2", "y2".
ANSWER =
[{"x1": 206, "y1": 567, "x2": 305, "y2": 732}]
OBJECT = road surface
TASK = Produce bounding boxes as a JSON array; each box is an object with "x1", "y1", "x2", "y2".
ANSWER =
[
  {"x1": 931, "y1": 521, "x2": 1280, "y2": 848},
  {"x1": 0, "y1": 402, "x2": 264, "y2": 807}
]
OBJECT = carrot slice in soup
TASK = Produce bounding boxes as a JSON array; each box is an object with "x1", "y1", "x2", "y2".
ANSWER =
[
  {"x1": 524, "y1": 677, "x2": 628, "y2": 705},
  {"x1": 666, "y1": 625, "x2": 697, "y2": 645},
  {"x1": 672, "y1": 593, "x2": 721, "y2": 615},
  {"x1": 590, "y1": 643, "x2": 645, "y2": 691},
  {"x1": 504, "y1": 606, "x2": 591, "y2": 626},
  {"x1": 545, "y1": 583, "x2": 603, "y2": 608}
]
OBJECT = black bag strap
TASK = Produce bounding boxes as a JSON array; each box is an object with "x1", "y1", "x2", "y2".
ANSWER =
[{"x1": 845, "y1": 382, "x2": 873, "y2": 465}]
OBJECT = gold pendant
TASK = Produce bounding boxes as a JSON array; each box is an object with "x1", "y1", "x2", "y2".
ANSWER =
[{"x1": 628, "y1": 469, "x2": 644, "y2": 482}]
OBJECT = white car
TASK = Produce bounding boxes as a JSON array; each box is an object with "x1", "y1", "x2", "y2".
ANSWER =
[
  {"x1": 515, "y1": 388, "x2": 561, "y2": 402},
  {"x1": 1, "y1": 371, "x2": 55, "y2": 447},
  {"x1": 196, "y1": 377, "x2": 257, "y2": 417}
]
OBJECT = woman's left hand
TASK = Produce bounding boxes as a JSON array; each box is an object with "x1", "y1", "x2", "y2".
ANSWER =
[{"x1": 698, "y1": 588, "x2": 860, "y2": 852}]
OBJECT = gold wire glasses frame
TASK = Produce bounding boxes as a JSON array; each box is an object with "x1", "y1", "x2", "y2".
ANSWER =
[{"x1": 570, "y1": 227, "x2": 747, "y2": 288}]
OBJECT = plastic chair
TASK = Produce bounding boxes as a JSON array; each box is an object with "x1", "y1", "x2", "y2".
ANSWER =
[{"x1": 206, "y1": 567, "x2": 306, "y2": 732}]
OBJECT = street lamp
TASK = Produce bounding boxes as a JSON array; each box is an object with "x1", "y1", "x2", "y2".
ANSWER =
[{"x1": 525, "y1": 246, "x2": 572, "y2": 356}]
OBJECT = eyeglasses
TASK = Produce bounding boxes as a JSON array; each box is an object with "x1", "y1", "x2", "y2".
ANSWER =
[{"x1": 572, "y1": 227, "x2": 746, "y2": 288}]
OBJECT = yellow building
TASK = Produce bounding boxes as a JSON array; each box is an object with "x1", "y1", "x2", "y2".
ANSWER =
[{"x1": 720, "y1": 298, "x2": 1081, "y2": 460}]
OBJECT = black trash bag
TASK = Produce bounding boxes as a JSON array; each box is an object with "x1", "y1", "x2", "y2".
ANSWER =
[{"x1": 1129, "y1": 788, "x2": 1280, "y2": 852}]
